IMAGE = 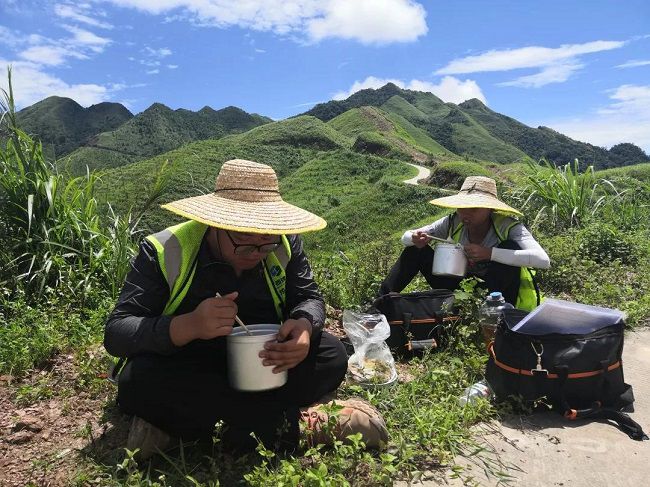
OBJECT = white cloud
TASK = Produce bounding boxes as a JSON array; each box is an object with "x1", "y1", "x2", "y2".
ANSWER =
[
  {"x1": 616, "y1": 59, "x2": 650, "y2": 69},
  {"x1": 0, "y1": 13, "x2": 116, "y2": 108},
  {"x1": 307, "y1": 0, "x2": 427, "y2": 44},
  {"x1": 144, "y1": 46, "x2": 172, "y2": 57},
  {"x1": 436, "y1": 40, "x2": 625, "y2": 88},
  {"x1": 409, "y1": 77, "x2": 486, "y2": 104},
  {"x1": 62, "y1": 25, "x2": 112, "y2": 53},
  {"x1": 105, "y1": 0, "x2": 427, "y2": 44},
  {"x1": 19, "y1": 45, "x2": 88, "y2": 66},
  {"x1": 0, "y1": 60, "x2": 115, "y2": 107},
  {"x1": 2, "y1": 24, "x2": 111, "y2": 67},
  {"x1": 499, "y1": 61, "x2": 583, "y2": 88},
  {"x1": 146, "y1": 69, "x2": 160, "y2": 75},
  {"x1": 333, "y1": 75, "x2": 486, "y2": 104},
  {"x1": 54, "y1": 3, "x2": 114, "y2": 29},
  {"x1": 0, "y1": 26, "x2": 20, "y2": 48},
  {"x1": 167, "y1": 64, "x2": 179, "y2": 69},
  {"x1": 539, "y1": 84, "x2": 650, "y2": 152}
]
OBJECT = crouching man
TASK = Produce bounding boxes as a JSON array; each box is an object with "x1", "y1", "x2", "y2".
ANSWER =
[{"x1": 105, "y1": 159, "x2": 387, "y2": 459}]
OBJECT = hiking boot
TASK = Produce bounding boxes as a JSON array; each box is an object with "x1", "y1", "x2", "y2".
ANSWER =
[
  {"x1": 126, "y1": 416, "x2": 171, "y2": 460},
  {"x1": 300, "y1": 398, "x2": 388, "y2": 449}
]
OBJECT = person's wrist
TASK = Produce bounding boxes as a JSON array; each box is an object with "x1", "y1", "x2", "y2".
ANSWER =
[
  {"x1": 170, "y1": 312, "x2": 197, "y2": 346},
  {"x1": 296, "y1": 317, "x2": 312, "y2": 336}
]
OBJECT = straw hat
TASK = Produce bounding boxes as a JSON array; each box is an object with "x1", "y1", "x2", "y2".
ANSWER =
[
  {"x1": 161, "y1": 159, "x2": 327, "y2": 234},
  {"x1": 429, "y1": 176, "x2": 522, "y2": 216}
]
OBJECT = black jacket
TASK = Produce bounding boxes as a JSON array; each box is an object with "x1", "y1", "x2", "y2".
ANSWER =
[{"x1": 104, "y1": 231, "x2": 325, "y2": 358}]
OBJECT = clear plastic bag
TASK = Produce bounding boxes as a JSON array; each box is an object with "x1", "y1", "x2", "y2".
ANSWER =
[{"x1": 342, "y1": 310, "x2": 397, "y2": 386}]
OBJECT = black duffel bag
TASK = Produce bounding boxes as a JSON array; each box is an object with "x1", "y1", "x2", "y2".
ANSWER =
[
  {"x1": 486, "y1": 308, "x2": 647, "y2": 440},
  {"x1": 372, "y1": 289, "x2": 458, "y2": 356}
]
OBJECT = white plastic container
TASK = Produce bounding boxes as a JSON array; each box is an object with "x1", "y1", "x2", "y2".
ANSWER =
[
  {"x1": 458, "y1": 380, "x2": 493, "y2": 406},
  {"x1": 432, "y1": 242, "x2": 467, "y2": 277},
  {"x1": 479, "y1": 291, "x2": 514, "y2": 346},
  {"x1": 227, "y1": 324, "x2": 288, "y2": 391}
]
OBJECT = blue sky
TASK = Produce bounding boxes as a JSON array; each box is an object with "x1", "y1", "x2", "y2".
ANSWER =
[{"x1": 1, "y1": 0, "x2": 649, "y2": 151}]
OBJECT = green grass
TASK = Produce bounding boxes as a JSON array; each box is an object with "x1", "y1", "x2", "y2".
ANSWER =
[
  {"x1": 237, "y1": 115, "x2": 352, "y2": 150},
  {"x1": 598, "y1": 162, "x2": 650, "y2": 183},
  {"x1": 380, "y1": 95, "x2": 431, "y2": 124},
  {"x1": 384, "y1": 111, "x2": 453, "y2": 158}
]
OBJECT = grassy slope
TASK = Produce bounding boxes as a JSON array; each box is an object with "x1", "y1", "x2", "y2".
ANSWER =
[
  {"x1": 379, "y1": 94, "x2": 529, "y2": 163},
  {"x1": 281, "y1": 151, "x2": 438, "y2": 248},
  {"x1": 598, "y1": 162, "x2": 650, "y2": 182}
]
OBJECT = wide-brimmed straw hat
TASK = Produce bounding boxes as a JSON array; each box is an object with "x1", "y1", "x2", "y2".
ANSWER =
[
  {"x1": 429, "y1": 176, "x2": 522, "y2": 216},
  {"x1": 161, "y1": 159, "x2": 326, "y2": 234}
]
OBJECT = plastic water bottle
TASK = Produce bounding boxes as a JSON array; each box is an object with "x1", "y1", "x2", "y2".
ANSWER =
[
  {"x1": 458, "y1": 380, "x2": 493, "y2": 406},
  {"x1": 479, "y1": 291, "x2": 514, "y2": 347}
]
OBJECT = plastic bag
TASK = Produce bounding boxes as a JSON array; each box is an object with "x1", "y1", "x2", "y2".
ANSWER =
[{"x1": 342, "y1": 310, "x2": 397, "y2": 386}]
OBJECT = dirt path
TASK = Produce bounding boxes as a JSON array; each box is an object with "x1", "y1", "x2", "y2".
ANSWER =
[{"x1": 404, "y1": 162, "x2": 431, "y2": 185}]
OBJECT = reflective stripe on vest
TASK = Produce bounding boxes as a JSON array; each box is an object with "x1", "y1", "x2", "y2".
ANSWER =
[
  {"x1": 448, "y1": 213, "x2": 542, "y2": 311},
  {"x1": 146, "y1": 220, "x2": 290, "y2": 319}
]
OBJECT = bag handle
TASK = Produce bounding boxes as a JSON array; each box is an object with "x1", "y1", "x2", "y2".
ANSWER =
[{"x1": 557, "y1": 366, "x2": 648, "y2": 441}]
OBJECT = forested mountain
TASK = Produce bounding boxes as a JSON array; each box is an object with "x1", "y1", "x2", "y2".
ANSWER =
[
  {"x1": 13, "y1": 96, "x2": 133, "y2": 158},
  {"x1": 304, "y1": 84, "x2": 649, "y2": 169},
  {"x1": 60, "y1": 103, "x2": 272, "y2": 175}
]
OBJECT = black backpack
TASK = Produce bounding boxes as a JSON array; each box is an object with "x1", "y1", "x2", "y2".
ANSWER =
[
  {"x1": 372, "y1": 289, "x2": 458, "y2": 357},
  {"x1": 486, "y1": 308, "x2": 647, "y2": 440}
]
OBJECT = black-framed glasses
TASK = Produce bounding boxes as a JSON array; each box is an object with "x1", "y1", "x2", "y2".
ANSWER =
[{"x1": 224, "y1": 230, "x2": 281, "y2": 255}]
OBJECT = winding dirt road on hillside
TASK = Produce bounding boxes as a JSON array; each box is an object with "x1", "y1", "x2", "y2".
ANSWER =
[{"x1": 403, "y1": 162, "x2": 431, "y2": 185}]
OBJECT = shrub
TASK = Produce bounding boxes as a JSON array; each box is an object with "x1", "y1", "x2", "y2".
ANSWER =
[
  {"x1": 577, "y1": 223, "x2": 638, "y2": 265},
  {"x1": 519, "y1": 158, "x2": 621, "y2": 229},
  {"x1": 0, "y1": 69, "x2": 170, "y2": 302},
  {"x1": 425, "y1": 160, "x2": 491, "y2": 189}
]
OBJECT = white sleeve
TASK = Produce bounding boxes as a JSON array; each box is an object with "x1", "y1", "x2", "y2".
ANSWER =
[
  {"x1": 401, "y1": 216, "x2": 450, "y2": 247},
  {"x1": 490, "y1": 223, "x2": 550, "y2": 269}
]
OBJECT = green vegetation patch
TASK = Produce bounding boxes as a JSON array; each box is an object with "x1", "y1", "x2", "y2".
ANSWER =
[
  {"x1": 238, "y1": 115, "x2": 352, "y2": 150},
  {"x1": 426, "y1": 160, "x2": 492, "y2": 189}
]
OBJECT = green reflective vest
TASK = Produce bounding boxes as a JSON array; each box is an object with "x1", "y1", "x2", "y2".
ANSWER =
[
  {"x1": 448, "y1": 213, "x2": 542, "y2": 311},
  {"x1": 145, "y1": 220, "x2": 291, "y2": 320}
]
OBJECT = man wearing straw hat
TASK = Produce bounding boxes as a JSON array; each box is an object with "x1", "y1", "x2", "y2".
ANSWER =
[
  {"x1": 105, "y1": 159, "x2": 387, "y2": 459},
  {"x1": 379, "y1": 176, "x2": 550, "y2": 310}
]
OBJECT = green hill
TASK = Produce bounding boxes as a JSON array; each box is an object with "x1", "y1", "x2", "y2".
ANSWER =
[
  {"x1": 304, "y1": 84, "x2": 648, "y2": 169},
  {"x1": 327, "y1": 106, "x2": 453, "y2": 162},
  {"x1": 233, "y1": 115, "x2": 352, "y2": 150},
  {"x1": 457, "y1": 98, "x2": 650, "y2": 168},
  {"x1": 60, "y1": 103, "x2": 271, "y2": 175},
  {"x1": 306, "y1": 86, "x2": 530, "y2": 164},
  {"x1": 13, "y1": 96, "x2": 133, "y2": 158}
]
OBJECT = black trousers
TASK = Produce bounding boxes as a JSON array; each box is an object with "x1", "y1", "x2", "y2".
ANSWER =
[
  {"x1": 117, "y1": 330, "x2": 348, "y2": 450},
  {"x1": 379, "y1": 240, "x2": 522, "y2": 305}
]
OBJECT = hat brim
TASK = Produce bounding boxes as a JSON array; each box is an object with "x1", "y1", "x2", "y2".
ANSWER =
[
  {"x1": 429, "y1": 194, "x2": 522, "y2": 216},
  {"x1": 161, "y1": 193, "x2": 327, "y2": 234}
]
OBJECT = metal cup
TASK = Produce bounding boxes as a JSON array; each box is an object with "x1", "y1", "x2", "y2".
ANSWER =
[
  {"x1": 226, "y1": 324, "x2": 288, "y2": 391},
  {"x1": 431, "y1": 242, "x2": 467, "y2": 276}
]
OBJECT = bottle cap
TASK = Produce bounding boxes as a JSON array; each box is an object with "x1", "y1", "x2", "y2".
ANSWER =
[{"x1": 488, "y1": 291, "x2": 503, "y2": 301}]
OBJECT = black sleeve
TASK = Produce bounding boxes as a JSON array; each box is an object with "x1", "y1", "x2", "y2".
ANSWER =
[
  {"x1": 103, "y1": 238, "x2": 179, "y2": 358},
  {"x1": 284, "y1": 235, "x2": 325, "y2": 331}
]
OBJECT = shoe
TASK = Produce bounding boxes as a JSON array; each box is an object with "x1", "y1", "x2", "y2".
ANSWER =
[
  {"x1": 300, "y1": 398, "x2": 388, "y2": 449},
  {"x1": 126, "y1": 416, "x2": 171, "y2": 460}
]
